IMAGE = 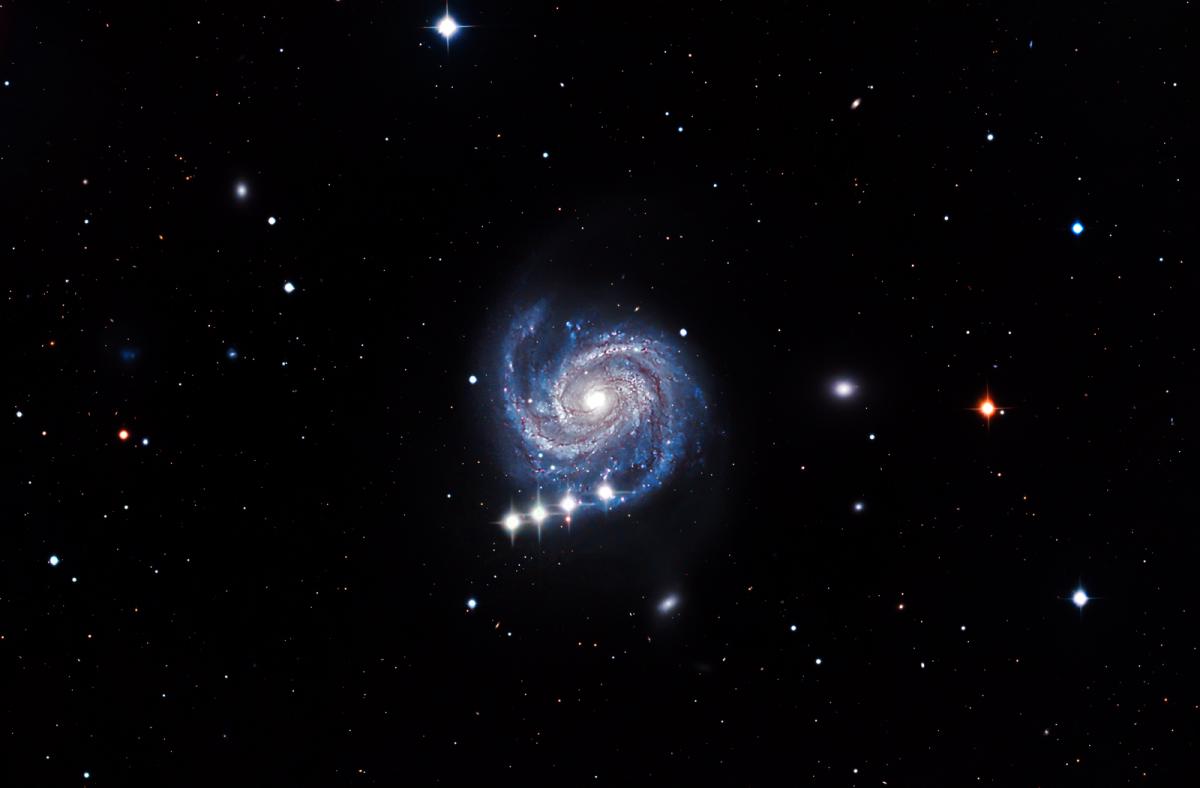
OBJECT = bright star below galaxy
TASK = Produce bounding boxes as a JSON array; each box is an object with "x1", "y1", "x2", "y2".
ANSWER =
[{"x1": 492, "y1": 300, "x2": 707, "y2": 536}]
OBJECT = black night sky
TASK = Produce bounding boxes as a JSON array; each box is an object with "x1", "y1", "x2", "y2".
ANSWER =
[{"x1": 3, "y1": 2, "x2": 1195, "y2": 785}]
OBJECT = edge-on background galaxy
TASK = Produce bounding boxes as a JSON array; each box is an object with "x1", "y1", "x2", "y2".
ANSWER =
[{"x1": 496, "y1": 301, "x2": 707, "y2": 533}]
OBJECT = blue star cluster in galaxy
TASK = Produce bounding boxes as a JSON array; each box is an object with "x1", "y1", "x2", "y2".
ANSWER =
[{"x1": 497, "y1": 301, "x2": 705, "y2": 529}]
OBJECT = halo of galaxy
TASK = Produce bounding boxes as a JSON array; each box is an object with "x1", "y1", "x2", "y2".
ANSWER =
[{"x1": 498, "y1": 301, "x2": 705, "y2": 514}]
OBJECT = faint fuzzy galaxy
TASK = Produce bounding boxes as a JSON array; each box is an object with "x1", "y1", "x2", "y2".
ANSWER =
[{"x1": 496, "y1": 301, "x2": 706, "y2": 528}]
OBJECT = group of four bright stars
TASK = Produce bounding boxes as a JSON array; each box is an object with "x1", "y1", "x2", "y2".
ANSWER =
[{"x1": 503, "y1": 484, "x2": 615, "y2": 534}]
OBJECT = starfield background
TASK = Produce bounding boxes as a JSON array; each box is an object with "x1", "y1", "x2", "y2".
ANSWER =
[{"x1": 2, "y1": 2, "x2": 1195, "y2": 785}]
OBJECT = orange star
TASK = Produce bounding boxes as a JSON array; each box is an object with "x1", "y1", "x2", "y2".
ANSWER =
[{"x1": 974, "y1": 387, "x2": 1009, "y2": 422}]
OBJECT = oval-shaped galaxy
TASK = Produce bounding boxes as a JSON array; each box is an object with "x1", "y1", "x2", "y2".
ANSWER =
[{"x1": 499, "y1": 301, "x2": 706, "y2": 513}]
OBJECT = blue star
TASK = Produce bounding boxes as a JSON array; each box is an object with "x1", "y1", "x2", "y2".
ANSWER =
[
  {"x1": 437, "y1": 15, "x2": 459, "y2": 39},
  {"x1": 1071, "y1": 221, "x2": 1084, "y2": 236}
]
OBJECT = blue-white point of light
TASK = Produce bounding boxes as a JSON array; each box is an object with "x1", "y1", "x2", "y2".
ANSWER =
[
  {"x1": 658, "y1": 594, "x2": 679, "y2": 613},
  {"x1": 468, "y1": 374, "x2": 478, "y2": 384},
  {"x1": 436, "y1": 14, "x2": 459, "y2": 39},
  {"x1": 49, "y1": 555, "x2": 60, "y2": 566},
  {"x1": 986, "y1": 132, "x2": 994, "y2": 142},
  {"x1": 235, "y1": 182, "x2": 248, "y2": 199},
  {"x1": 1071, "y1": 221, "x2": 1084, "y2": 236},
  {"x1": 853, "y1": 501, "x2": 865, "y2": 512},
  {"x1": 834, "y1": 380, "x2": 855, "y2": 398},
  {"x1": 283, "y1": 281, "x2": 296, "y2": 294},
  {"x1": 466, "y1": 597, "x2": 477, "y2": 610},
  {"x1": 267, "y1": 216, "x2": 277, "y2": 226},
  {"x1": 141, "y1": 437, "x2": 150, "y2": 447},
  {"x1": 1072, "y1": 589, "x2": 1089, "y2": 608},
  {"x1": 501, "y1": 480, "x2": 636, "y2": 532},
  {"x1": 679, "y1": 328, "x2": 688, "y2": 337},
  {"x1": 226, "y1": 347, "x2": 238, "y2": 360}
]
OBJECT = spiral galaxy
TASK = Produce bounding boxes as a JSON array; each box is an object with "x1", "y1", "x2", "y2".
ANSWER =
[{"x1": 497, "y1": 301, "x2": 706, "y2": 531}]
